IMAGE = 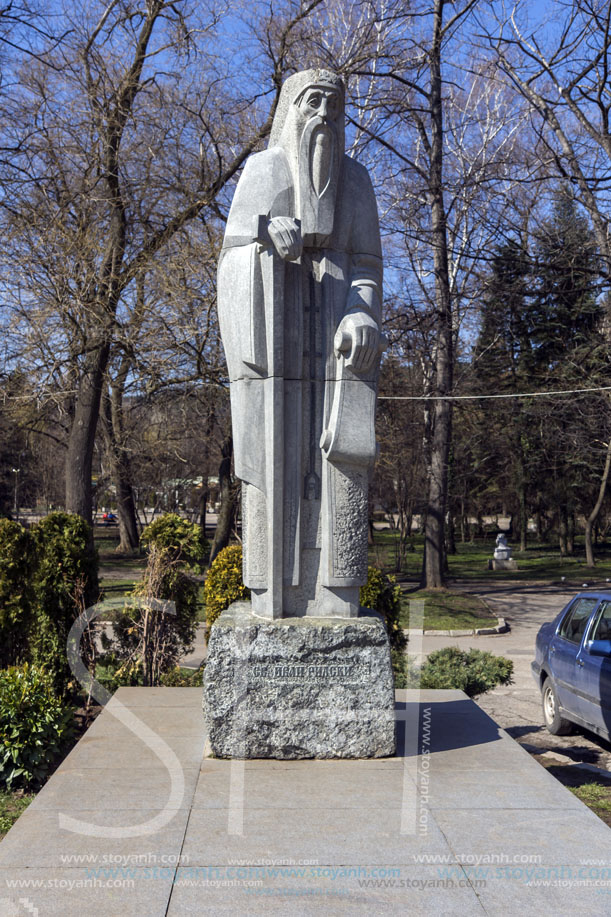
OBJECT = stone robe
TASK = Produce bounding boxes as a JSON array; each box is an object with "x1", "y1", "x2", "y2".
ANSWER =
[{"x1": 218, "y1": 145, "x2": 382, "y2": 617}]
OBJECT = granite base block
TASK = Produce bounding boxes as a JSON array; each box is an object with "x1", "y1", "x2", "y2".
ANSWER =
[
  {"x1": 203, "y1": 602, "x2": 396, "y2": 759},
  {"x1": 487, "y1": 558, "x2": 518, "y2": 571}
]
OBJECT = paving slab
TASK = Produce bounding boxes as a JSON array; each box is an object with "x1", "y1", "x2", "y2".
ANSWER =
[
  {"x1": 180, "y1": 804, "x2": 452, "y2": 865},
  {"x1": 0, "y1": 806, "x2": 191, "y2": 869},
  {"x1": 167, "y1": 864, "x2": 485, "y2": 916},
  {"x1": 27, "y1": 766, "x2": 201, "y2": 812},
  {"x1": 0, "y1": 687, "x2": 609, "y2": 915},
  {"x1": 0, "y1": 866, "x2": 175, "y2": 917}
]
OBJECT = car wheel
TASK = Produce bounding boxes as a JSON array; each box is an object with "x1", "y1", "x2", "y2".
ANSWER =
[{"x1": 541, "y1": 677, "x2": 573, "y2": 735}]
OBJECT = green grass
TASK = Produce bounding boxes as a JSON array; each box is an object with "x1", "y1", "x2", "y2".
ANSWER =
[
  {"x1": 370, "y1": 529, "x2": 611, "y2": 585},
  {"x1": 570, "y1": 782, "x2": 611, "y2": 816},
  {"x1": 99, "y1": 578, "x2": 140, "y2": 594},
  {"x1": 400, "y1": 589, "x2": 497, "y2": 630},
  {"x1": 0, "y1": 790, "x2": 34, "y2": 839},
  {"x1": 445, "y1": 541, "x2": 611, "y2": 583}
]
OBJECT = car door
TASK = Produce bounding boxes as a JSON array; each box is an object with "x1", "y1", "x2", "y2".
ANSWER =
[
  {"x1": 578, "y1": 599, "x2": 611, "y2": 735},
  {"x1": 548, "y1": 597, "x2": 600, "y2": 720}
]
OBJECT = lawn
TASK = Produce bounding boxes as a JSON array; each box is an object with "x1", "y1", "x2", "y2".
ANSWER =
[
  {"x1": 99, "y1": 577, "x2": 141, "y2": 595},
  {"x1": 370, "y1": 529, "x2": 611, "y2": 586},
  {"x1": 0, "y1": 790, "x2": 34, "y2": 840},
  {"x1": 570, "y1": 782, "x2": 611, "y2": 825},
  {"x1": 399, "y1": 589, "x2": 498, "y2": 630}
]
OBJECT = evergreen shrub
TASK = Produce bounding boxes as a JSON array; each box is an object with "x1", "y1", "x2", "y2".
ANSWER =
[
  {"x1": 204, "y1": 544, "x2": 249, "y2": 631},
  {"x1": 0, "y1": 519, "x2": 34, "y2": 667},
  {"x1": 31, "y1": 512, "x2": 98, "y2": 697},
  {"x1": 360, "y1": 565, "x2": 406, "y2": 651},
  {"x1": 418, "y1": 647, "x2": 513, "y2": 697},
  {"x1": 140, "y1": 513, "x2": 207, "y2": 571},
  {"x1": 0, "y1": 664, "x2": 73, "y2": 789}
]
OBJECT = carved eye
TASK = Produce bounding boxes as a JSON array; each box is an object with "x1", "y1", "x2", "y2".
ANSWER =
[
  {"x1": 326, "y1": 95, "x2": 339, "y2": 117},
  {"x1": 308, "y1": 93, "x2": 322, "y2": 108}
]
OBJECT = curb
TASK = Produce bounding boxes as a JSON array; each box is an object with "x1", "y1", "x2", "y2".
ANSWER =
[{"x1": 404, "y1": 616, "x2": 509, "y2": 637}]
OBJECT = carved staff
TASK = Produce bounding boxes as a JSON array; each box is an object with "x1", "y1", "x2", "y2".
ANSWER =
[{"x1": 254, "y1": 214, "x2": 289, "y2": 618}]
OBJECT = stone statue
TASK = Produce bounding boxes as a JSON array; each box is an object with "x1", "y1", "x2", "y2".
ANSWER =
[
  {"x1": 494, "y1": 533, "x2": 512, "y2": 561},
  {"x1": 218, "y1": 69, "x2": 383, "y2": 619}
]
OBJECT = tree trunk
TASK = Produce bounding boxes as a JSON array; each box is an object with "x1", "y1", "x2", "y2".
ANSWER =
[
  {"x1": 446, "y1": 511, "x2": 456, "y2": 555},
  {"x1": 519, "y1": 506, "x2": 527, "y2": 553},
  {"x1": 100, "y1": 379, "x2": 140, "y2": 554},
  {"x1": 558, "y1": 505, "x2": 568, "y2": 557},
  {"x1": 113, "y1": 455, "x2": 140, "y2": 553},
  {"x1": 65, "y1": 343, "x2": 110, "y2": 525},
  {"x1": 585, "y1": 436, "x2": 611, "y2": 567},
  {"x1": 209, "y1": 434, "x2": 237, "y2": 564},
  {"x1": 422, "y1": 0, "x2": 453, "y2": 589},
  {"x1": 567, "y1": 513, "x2": 575, "y2": 556},
  {"x1": 516, "y1": 439, "x2": 528, "y2": 552},
  {"x1": 535, "y1": 508, "x2": 546, "y2": 542}
]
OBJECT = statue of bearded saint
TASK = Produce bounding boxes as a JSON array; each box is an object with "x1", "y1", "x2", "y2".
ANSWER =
[{"x1": 218, "y1": 69, "x2": 383, "y2": 619}]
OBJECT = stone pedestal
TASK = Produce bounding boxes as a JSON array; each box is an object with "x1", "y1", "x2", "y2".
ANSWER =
[
  {"x1": 488, "y1": 558, "x2": 518, "y2": 571},
  {"x1": 203, "y1": 602, "x2": 396, "y2": 759}
]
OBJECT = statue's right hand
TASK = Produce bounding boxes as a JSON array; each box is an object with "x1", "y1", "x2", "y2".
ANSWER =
[{"x1": 267, "y1": 217, "x2": 302, "y2": 262}]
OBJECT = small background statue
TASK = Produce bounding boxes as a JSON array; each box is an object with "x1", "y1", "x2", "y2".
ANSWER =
[{"x1": 494, "y1": 533, "x2": 512, "y2": 561}]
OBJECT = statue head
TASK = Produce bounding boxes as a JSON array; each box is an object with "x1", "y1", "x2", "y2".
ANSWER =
[{"x1": 270, "y1": 69, "x2": 345, "y2": 243}]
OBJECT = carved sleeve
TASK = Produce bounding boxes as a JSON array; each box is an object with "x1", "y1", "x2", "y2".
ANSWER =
[{"x1": 345, "y1": 161, "x2": 383, "y2": 325}]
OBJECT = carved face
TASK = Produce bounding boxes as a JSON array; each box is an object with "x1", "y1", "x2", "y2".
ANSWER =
[{"x1": 297, "y1": 86, "x2": 342, "y2": 122}]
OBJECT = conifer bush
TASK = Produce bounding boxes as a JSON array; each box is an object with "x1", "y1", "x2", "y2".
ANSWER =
[
  {"x1": 418, "y1": 647, "x2": 513, "y2": 697},
  {"x1": 139, "y1": 513, "x2": 207, "y2": 571},
  {"x1": 0, "y1": 519, "x2": 34, "y2": 668},
  {"x1": 30, "y1": 512, "x2": 98, "y2": 698}
]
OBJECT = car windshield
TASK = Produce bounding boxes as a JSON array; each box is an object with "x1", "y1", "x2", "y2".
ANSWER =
[
  {"x1": 558, "y1": 597, "x2": 598, "y2": 645},
  {"x1": 590, "y1": 600, "x2": 611, "y2": 642}
]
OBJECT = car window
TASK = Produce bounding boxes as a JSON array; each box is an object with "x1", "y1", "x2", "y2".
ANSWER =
[
  {"x1": 590, "y1": 600, "x2": 611, "y2": 642},
  {"x1": 558, "y1": 598, "x2": 598, "y2": 645}
]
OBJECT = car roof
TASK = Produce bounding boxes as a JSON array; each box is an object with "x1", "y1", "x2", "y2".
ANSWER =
[{"x1": 570, "y1": 592, "x2": 611, "y2": 602}]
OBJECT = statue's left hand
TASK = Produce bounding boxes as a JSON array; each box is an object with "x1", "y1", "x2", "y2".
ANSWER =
[{"x1": 334, "y1": 313, "x2": 380, "y2": 373}]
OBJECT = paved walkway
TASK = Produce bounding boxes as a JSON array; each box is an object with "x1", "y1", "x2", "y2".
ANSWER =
[{"x1": 1, "y1": 687, "x2": 611, "y2": 915}]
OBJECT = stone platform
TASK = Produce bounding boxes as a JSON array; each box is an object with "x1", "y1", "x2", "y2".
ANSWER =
[
  {"x1": 1, "y1": 687, "x2": 611, "y2": 915},
  {"x1": 203, "y1": 602, "x2": 395, "y2": 758}
]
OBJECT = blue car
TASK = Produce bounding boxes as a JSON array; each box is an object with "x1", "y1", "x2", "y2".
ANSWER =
[{"x1": 532, "y1": 592, "x2": 611, "y2": 739}]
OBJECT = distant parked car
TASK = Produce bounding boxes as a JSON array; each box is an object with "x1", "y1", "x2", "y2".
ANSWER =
[{"x1": 532, "y1": 592, "x2": 611, "y2": 740}]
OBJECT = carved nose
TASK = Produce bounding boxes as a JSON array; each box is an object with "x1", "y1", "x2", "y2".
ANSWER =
[{"x1": 320, "y1": 98, "x2": 328, "y2": 119}]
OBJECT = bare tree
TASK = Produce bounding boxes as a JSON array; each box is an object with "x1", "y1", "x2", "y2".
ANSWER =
[
  {"x1": 485, "y1": 0, "x2": 611, "y2": 564},
  {"x1": 1, "y1": 0, "x2": 326, "y2": 528},
  {"x1": 327, "y1": 0, "x2": 515, "y2": 585}
]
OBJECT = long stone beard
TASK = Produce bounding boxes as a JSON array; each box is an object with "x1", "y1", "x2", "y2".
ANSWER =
[{"x1": 298, "y1": 116, "x2": 339, "y2": 244}]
